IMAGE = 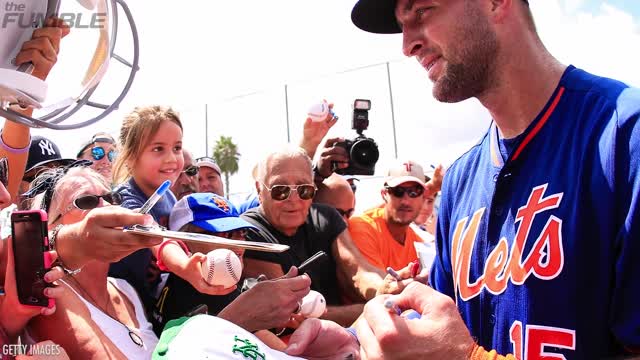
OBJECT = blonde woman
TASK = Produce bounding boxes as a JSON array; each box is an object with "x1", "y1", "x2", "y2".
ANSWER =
[{"x1": 28, "y1": 167, "x2": 158, "y2": 359}]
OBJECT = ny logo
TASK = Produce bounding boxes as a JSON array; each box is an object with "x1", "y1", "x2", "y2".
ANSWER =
[
  {"x1": 214, "y1": 197, "x2": 230, "y2": 213},
  {"x1": 38, "y1": 140, "x2": 56, "y2": 156},
  {"x1": 403, "y1": 162, "x2": 413, "y2": 172}
]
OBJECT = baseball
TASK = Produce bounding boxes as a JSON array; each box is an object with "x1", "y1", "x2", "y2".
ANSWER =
[
  {"x1": 201, "y1": 249, "x2": 242, "y2": 288},
  {"x1": 307, "y1": 100, "x2": 330, "y2": 122},
  {"x1": 299, "y1": 290, "x2": 326, "y2": 318}
]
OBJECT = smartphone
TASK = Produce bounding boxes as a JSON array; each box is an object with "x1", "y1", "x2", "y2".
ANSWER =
[
  {"x1": 11, "y1": 210, "x2": 54, "y2": 308},
  {"x1": 297, "y1": 251, "x2": 328, "y2": 275}
]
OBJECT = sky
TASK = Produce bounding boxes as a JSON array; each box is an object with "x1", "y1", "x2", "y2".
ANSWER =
[{"x1": 3, "y1": 0, "x2": 640, "y2": 212}]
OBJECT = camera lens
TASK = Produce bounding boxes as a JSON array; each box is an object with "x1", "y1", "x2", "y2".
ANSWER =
[{"x1": 351, "y1": 139, "x2": 379, "y2": 167}]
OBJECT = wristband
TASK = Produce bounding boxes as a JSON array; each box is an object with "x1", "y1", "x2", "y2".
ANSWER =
[
  {"x1": 156, "y1": 239, "x2": 191, "y2": 271},
  {"x1": 0, "y1": 130, "x2": 30, "y2": 154},
  {"x1": 313, "y1": 164, "x2": 329, "y2": 180}
]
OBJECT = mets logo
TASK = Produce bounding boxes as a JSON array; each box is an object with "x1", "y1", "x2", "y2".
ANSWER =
[
  {"x1": 213, "y1": 196, "x2": 230, "y2": 213},
  {"x1": 451, "y1": 184, "x2": 565, "y2": 301}
]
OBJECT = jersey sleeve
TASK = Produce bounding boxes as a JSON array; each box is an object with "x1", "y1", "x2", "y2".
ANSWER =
[
  {"x1": 348, "y1": 216, "x2": 385, "y2": 270},
  {"x1": 610, "y1": 90, "x2": 640, "y2": 350}
]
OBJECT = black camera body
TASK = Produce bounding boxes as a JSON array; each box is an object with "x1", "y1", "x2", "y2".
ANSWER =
[{"x1": 335, "y1": 99, "x2": 380, "y2": 176}]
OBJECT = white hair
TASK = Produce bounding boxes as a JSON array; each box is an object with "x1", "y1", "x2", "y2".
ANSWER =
[{"x1": 256, "y1": 145, "x2": 313, "y2": 184}]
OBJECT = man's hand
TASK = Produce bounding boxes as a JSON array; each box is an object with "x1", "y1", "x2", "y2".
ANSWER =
[
  {"x1": 15, "y1": 17, "x2": 70, "y2": 81},
  {"x1": 286, "y1": 318, "x2": 360, "y2": 360},
  {"x1": 356, "y1": 282, "x2": 474, "y2": 360},
  {"x1": 300, "y1": 101, "x2": 338, "y2": 159},
  {"x1": 180, "y1": 252, "x2": 237, "y2": 295},
  {"x1": 425, "y1": 164, "x2": 445, "y2": 197},
  {"x1": 56, "y1": 206, "x2": 161, "y2": 269},
  {"x1": 316, "y1": 137, "x2": 349, "y2": 178},
  {"x1": 376, "y1": 262, "x2": 428, "y2": 296},
  {"x1": 218, "y1": 267, "x2": 311, "y2": 332}
]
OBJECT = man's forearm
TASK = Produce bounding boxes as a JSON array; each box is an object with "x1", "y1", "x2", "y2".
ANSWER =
[
  {"x1": 333, "y1": 231, "x2": 385, "y2": 301},
  {"x1": 322, "y1": 304, "x2": 365, "y2": 327}
]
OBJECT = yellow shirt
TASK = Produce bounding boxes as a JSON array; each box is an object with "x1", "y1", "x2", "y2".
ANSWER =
[{"x1": 348, "y1": 207, "x2": 422, "y2": 271}]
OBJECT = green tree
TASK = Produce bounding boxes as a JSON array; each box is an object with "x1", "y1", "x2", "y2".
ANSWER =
[{"x1": 213, "y1": 135, "x2": 240, "y2": 196}]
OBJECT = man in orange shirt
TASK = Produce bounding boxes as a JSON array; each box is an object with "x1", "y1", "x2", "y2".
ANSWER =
[{"x1": 349, "y1": 160, "x2": 427, "y2": 271}]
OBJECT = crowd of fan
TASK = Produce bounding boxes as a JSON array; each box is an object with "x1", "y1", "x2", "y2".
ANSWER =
[{"x1": 0, "y1": 21, "x2": 442, "y2": 359}]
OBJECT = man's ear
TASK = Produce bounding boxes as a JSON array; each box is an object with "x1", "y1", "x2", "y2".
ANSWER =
[
  {"x1": 488, "y1": 0, "x2": 513, "y2": 23},
  {"x1": 381, "y1": 189, "x2": 389, "y2": 204},
  {"x1": 255, "y1": 180, "x2": 261, "y2": 195}
]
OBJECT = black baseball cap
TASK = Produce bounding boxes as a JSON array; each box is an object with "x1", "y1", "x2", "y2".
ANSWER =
[
  {"x1": 24, "y1": 135, "x2": 76, "y2": 181},
  {"x1": 351, "y1": 0, "x2": 529, "y2": 34}
]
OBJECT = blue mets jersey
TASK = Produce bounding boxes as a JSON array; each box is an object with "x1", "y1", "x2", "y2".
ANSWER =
[{"x1": 430, "y1": 65, "x2": 640, "y2": 359}]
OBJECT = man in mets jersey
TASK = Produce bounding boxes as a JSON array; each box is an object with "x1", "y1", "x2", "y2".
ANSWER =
[{"x1": 282, "y1": 1, "x2": 640, "y2": 359}]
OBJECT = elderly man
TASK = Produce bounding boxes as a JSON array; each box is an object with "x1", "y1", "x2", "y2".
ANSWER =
[
  {"x1": 349, "y1": 160, "x2": 427, "y2": 272},
  {"x1": 170, "y1": 150, "x2": 199, "y2": 201},
  {"x1": 313, "y1": 174, "x2": 356, "y2": 222},
  {"x1": 241, "y1": 146, "x2": 386, "y2": 326},
  {"x1": 196, "y1": 156, "x2": 224, "y2": 196}
]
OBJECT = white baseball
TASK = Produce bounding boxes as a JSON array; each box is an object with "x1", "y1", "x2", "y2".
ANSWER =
[
  {"x1": 201, "y1": 249, "x2": 242, "y2": 288},
  {"x1": 299, "y1": 290, "x2": 326, "y2": 318},
  {"x1": 307, "y1": 100, "x2": 330, "y2": 122}
]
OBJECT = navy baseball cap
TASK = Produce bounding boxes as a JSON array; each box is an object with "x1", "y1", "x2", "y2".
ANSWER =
[
  {"x1": 169, "y1": 193, "x2": 256, "y2": 233},
  {"x1": 351, "y1": 0, "x2": 529, "y2": 34},
  {"x1": 24, "y1": 136, "x2": 76, "y2": 181}
]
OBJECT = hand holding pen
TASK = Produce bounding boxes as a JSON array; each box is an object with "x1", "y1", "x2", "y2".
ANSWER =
[{"x1": 138, "y1": 180, "x2": 172, "y2": 215}]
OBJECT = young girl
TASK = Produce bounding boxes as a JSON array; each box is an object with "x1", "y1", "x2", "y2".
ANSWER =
[{"x1": 109, "y1": 105, "x2": 184, "y2": 317}]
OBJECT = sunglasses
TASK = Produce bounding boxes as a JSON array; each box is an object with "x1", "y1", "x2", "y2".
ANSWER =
[
  {"x1": 336, "y1": 208, "x2": 354, "y2": 218},
  {"x1": 90, "y1": 146, "x2": 117, "y2": 162},
  {"x1": 181, "y1": 165, "x2": 199, "y2": 177},
  {"x1": 52, "y1": 192, "x2": 122, "y2": 223},
  {"x1": 385, "y1": 184, "x2": 424, "y2": 198},
  {"x1": 0, "y1": 157, "x2": 8, "y2": 187},
  {"x1": 261, "y1": 182, "x2": 316, "y2": 201}
]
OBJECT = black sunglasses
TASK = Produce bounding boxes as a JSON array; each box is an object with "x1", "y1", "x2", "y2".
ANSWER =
[
  {"x1": 181, "y1": 165, "x2": 199, "y2": 177},
  {"x1": 261, "y1": 182, "x2": 316, "y2": 201},
  {"x1": 52, "y1": 191, "x2": 121, "y2": 223},
  {"x1": 74, "y1": 192, "x2": 122, "y2": 209},
  {"x1": 336, "y1": 208, "x2": 354, "y2": 218},
  {"x1": 0, "y1": 157, "x2": 8, "y2": 187},
  {"x1": 90, "y1": 146, "x2": 117, "y2": 162},
  {"x1": 385, "y1": 184, "x2": 424, "y2": 198}
]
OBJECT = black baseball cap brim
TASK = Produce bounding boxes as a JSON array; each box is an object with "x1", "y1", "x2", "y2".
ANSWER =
[
  {"x1": 351, "y1": 0, "x2": 402, "y2": 34},
  {"x1": 352, "y1": 0, "x2": 530, "y2": 34},
  {"x1": 24, "y1": 158, "x2": 77, "y2": 181}
]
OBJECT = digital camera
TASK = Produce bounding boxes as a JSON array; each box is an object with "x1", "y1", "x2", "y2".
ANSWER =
[{"x1": 335, "y1": 99, "x2": 379, "y2": 176}]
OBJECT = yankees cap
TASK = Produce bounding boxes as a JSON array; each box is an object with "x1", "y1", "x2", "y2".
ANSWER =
[
  {"x1": 24, "y1": 136, "x2": 76, "y2": 179},
  {"x1": 351, "y1": 0, "x2": 529, "y2": 34}
]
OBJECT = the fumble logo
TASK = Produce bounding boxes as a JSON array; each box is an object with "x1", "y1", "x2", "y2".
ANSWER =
[{"x1": 451, "y1": 184, "x2": 564, "y2": 301}]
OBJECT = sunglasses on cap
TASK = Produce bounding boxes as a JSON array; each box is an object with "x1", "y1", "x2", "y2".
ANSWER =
[
  {"x1": 90, "y1": 146, "x2": 117, "y2": 162},
  {"x1": 385, "y1": 184, "x2": 424, "y2": 198},
  {"x1": 261, "y1": 182, "x2": 316, "y2": 201},
  {"x1": 0, "y1": 157, "x2": 8, "y2": 188},
  {"x1": 181, "y1": 165, "x2": 199, "y2": 177},
  {"x1": 336, "y1": 208, "x2": 354, "y2": 218}
]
